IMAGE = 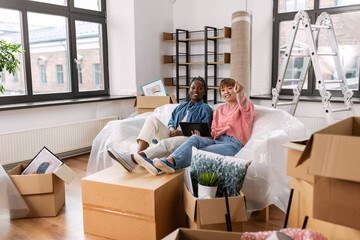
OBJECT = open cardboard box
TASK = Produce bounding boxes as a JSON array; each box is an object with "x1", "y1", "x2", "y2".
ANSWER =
[
  {"x1": 7, "y1": 163, "x2": 76, "y2": 218},
  {"x1": 134, "y1": 94, "x2": 177, "y2": 113},
  {"x1": 82, "y1": 165, "x2": 186, "y2": 240},
  {"x1": 294, "y1": 117, "x2": 360, "y2": 230},
  {"x1": 162, "y1": 228, "x2": 243, "y2": 240},
  {"x1": 288, "y1": 177, "x2": 360, "y2": 240},
  {"x1": 183, "y1": 185, "x2": 247, "y2": 232},
  {"x1": 282, "y1": 138, "x2": 314, "y2": 183}
]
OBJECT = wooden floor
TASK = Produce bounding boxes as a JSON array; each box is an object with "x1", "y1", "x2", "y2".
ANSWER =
[{"x1": 0, "y1": 153, "x2": 285, "y2": 239}]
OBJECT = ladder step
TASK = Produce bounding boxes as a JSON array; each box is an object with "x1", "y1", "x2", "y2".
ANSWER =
[
  {"x1": 331, "y1": 107, "x2": 351, "y2": 113},
  {"x1": 311, "y1": 24, "x2": 330, "y2": 29},
  {"x1": 324, "y1": 80, "x2": 343, "y2": 84},
  {"x1": 290, "y1": 54, "x2": 310, "y2": 57},
  {"x1": 284, "y1": 79, "x2": 302, "y2": 82},
  {"x1": 317, "y1": 52, "x2": 337, "y2": 56},
  {"x1": 277, "y1": 102, "x2": 296, "y2": 106}
]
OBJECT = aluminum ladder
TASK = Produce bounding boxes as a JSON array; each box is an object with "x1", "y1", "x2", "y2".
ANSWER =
[{"x1": 272, "y1": 10, "x2": 354, "y2": 124}]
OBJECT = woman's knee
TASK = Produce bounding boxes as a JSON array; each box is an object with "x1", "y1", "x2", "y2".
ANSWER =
[{"x1": 187, "y1": 135, "x2": 202, "y2": 144}]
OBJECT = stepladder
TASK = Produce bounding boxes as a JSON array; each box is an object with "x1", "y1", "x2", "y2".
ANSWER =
[{"x1": 272, "y1": 10, "x2": 354, "y2": 124}]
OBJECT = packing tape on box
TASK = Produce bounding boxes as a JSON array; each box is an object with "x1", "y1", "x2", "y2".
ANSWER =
[{"x1": 83, "y1": 203, "x2": 155, "y2": 223}]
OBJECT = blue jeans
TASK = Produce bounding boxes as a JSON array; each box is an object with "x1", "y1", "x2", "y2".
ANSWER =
[{"x1": 170, "y1": 134, "x2": 243, "y2": 169}]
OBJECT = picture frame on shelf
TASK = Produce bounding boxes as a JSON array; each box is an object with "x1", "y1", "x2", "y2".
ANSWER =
[
  {"x1": 21, "y1": 147, "x2": 64, "y2": 175},
  {"x1": 141, "y1": 78, "x2": 168, "y2": 96}
]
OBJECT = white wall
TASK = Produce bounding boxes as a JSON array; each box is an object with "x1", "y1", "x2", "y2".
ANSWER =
[
  {"x1": 173, "y1": 0, "x2": 246, "y2": 30},
  {"x1": 107, "y1": 0, "x2": 137, "y2": 96},
  {"x1": 134, "y1": 0, "x2": 173, "y2": 92}
]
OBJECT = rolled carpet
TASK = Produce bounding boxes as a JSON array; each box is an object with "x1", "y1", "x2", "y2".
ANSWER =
[{"x1": 230, "y1": 11, "x2": 251, "y2": 96}]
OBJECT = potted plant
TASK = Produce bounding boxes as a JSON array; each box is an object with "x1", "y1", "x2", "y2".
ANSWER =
[
  {"x1": 196, "y1": 171, "x2": 222, "y2": 199},
  {"x1": 0, "y1": 39, "x2": 25, "y2": 93}
]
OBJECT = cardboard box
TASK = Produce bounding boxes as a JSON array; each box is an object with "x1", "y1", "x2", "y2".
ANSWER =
[
  {"x1": 183, "y1": 185, "x2": 247, "y2": 232},
  {"x1": 283, "y1": 139, "x2": 314, "y2": 183},
  {"x1": 289, "y1": 177, "x2": 360, "y2": 240},
  {"x1": 134, "y1": 94, "x2": 177, "y2": 113},
  {"x1": 162, "y1": 228, "x2": 243, "y2": 240},
  {"x1": 82, "y1": 165, "x2": 186, "y2": 240},
  {"x1": 7, "y1": 163, "x2": 76, "y2": 218},
  {"x1": 297, "y1": 117, "x2": 360, "y2": 230}
]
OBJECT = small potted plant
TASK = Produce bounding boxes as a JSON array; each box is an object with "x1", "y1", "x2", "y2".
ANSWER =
[
  {"x1": 0, "y1": 39, "x2": 25, "y2": 94},
  {"x1": 196, "y1": 171, "x2": 222, "y2": 199}
]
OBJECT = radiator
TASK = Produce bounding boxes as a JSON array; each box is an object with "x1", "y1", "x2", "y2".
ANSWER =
[
  {"x1": 295, "y1": 116, "x2": 328, "y2": 133},
  {"x1": 0, "y1": 117, "x2": 117, "y2": 167}
]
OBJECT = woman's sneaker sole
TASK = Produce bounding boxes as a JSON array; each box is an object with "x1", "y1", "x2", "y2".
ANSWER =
[
  {"x1": 133, "y1": 154, "x2": 159, "y2": 176},
  {"x1": 153, "y1": 159, "x2": 175, "y2": 174},
  {"x1": 107, "y1": 148, "x2": 133, "y2": 172}
]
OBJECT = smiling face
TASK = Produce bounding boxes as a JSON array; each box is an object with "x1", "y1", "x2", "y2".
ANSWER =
[
  {"x1": 219, "y1": 78, "x2": 237, "y2": 103},
  {"x1": 189, "y1": 80, "x2": 206, "y2": 103},
  {"x1": 220, "y1": 85, "x2": 237, "y2": 103}
]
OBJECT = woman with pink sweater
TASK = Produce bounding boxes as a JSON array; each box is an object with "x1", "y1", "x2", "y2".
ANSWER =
[{"x1": 137, "y1": 78, "x2": 254, "y2": 174}]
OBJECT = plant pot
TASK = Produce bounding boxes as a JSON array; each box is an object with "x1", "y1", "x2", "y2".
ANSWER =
[{"x1": 198, "y1": 183, "x2": 217, "y2": 199}]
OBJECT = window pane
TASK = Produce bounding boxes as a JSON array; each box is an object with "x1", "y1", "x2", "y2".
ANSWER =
[
  {"x1": 317, "y1": 12, "x2": 360, "y2": 91},
  {"x1": 28, "y1": 12, "x2": 71, "y2": 94},
  {"x1": 279, "y1": 21, "x2": 309, "y2": 89},
  {"x1": 74, "y1": 0, "x2": 101, "y2": 11},
  {"x1": 29, "y1": 0, "x2": 66, "y2": 6},
  {"x1": 278, "y1": 0, "x2": 314, "y2": 13},
  {"x1": 75, "y1": 21, "x2": 104, "y2": 92},
  {"x1": 0, "y1": 8, "x2": 26, "y2": 96},
  {"x1": 320, "y1": 0, "x2": 360, "y2": 8}
]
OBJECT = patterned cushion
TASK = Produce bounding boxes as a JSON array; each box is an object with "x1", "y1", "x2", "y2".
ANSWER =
[{"x1": 190, "y1": 147, "x2": 251, "y2": 197}]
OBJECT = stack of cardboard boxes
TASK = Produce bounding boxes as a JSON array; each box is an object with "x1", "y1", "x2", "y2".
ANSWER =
[{"x1": 284, "y1": 117, "x2": 360, "y2": 239}]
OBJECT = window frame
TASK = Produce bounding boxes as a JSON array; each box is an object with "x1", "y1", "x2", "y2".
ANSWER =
[
  {"x1": 272, "y1": 0, "x2": 360, "y2": 98},
  {"x1": 0, "y1": 0, "x2": 108, "y2": 105}
]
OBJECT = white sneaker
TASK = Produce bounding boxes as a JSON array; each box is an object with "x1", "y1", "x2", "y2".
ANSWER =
[{"x1": 107, "y1": 147, "x2": 135, "y2": 172}]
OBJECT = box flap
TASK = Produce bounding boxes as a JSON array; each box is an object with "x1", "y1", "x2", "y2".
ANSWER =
[
  {"x1": 54, "y1": 164, "x2": 76, "y2": 184},
  {"x1": 308, "y1": 134, "x2": 360, "y2": 182},
  {"x1": 296, "y1": 135, "x2": 314, "y2": 167},
  {"x1": 197, "y1": 192, "x2": 247, "y2": 225},
  {"x1": 183, "y1": 184, "x2": 197, "y2": 222},
  {"x1": 282, "y1": 138, "x2": 308, "y2": 151}
]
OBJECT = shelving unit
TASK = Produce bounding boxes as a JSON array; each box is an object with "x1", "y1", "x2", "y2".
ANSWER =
[{"x1": 162, "y1": 26, "x2": 231, "y2": 103}]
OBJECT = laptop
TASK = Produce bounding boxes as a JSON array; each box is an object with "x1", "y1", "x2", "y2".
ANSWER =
[{"x1": 179, "y1": 122, "x2": 211, "y2": 137}]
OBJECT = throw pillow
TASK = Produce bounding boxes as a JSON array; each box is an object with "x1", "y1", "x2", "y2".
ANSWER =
[{"x1": 190, "y1": 147, "x2": 251, "y2": 198}]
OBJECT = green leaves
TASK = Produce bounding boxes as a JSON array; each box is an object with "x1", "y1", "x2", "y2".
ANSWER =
[
  {"x1": 0, "y1": 39, "x2": 25, "y2": 93},
  {"x1": 196, "y1": 171, "x2": 222, "y2": 187}
]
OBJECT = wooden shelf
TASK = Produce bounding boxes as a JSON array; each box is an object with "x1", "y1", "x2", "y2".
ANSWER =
[
  {"x1": 163, "y1": 53, "x2": 230, "y2": 65},
  {"x1": 162, "y1": 27, "x2": 231, "y2": 42},
  {"x1": 165, "y1": 85, "x2": 219, "y2": 90}
]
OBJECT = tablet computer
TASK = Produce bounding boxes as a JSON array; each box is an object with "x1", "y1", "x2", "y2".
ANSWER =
[{"x1": 180, "y1": 122, "x2": 211, "y2": 137}]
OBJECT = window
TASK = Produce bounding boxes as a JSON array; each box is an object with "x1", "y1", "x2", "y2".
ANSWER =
[
  {"x1": 13, "y1": 72, "x2": 19, "y2": 83},
  {"x1": 40, "y1": 65, "x2": 47, "y2": 84},
  {"x1": 273, "y1": 0, "x2": 360, "y2": 98},
  {"x1": 56, "y1": 65, "x2": 64, "y2": 84},
  {"x1": 0, "y1": 0, "x2": 108, "y2": 104},
  {"x1": 94, "y1": 64, "x2": 100, "y2": 85},
  {"x1": 78, "y1": 64, "x2": 83, "y2": 84},
  {"x1": 1, "y1": 71, "x2": 5, "y2": 83}
]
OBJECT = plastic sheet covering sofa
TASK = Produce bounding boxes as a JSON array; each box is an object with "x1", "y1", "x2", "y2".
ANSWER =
[{"x1": 86, "y1": 104, "x2": 310, "y2": 213}]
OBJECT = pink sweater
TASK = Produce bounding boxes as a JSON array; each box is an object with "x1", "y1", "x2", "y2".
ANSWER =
[{"x1": 211, "y1": 93, "x2": 254, "y2": 145}]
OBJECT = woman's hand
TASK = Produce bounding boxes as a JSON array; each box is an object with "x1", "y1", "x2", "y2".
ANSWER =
[
  {"x1": 191, "y1": 130, "x2": 201, "y2": 136},
  {"x1": 170, "y1": 129, "x2": 183, "y2": 137},
  {"x1": 234, "y1": 80, "x2": 244, "y2": 98}
]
